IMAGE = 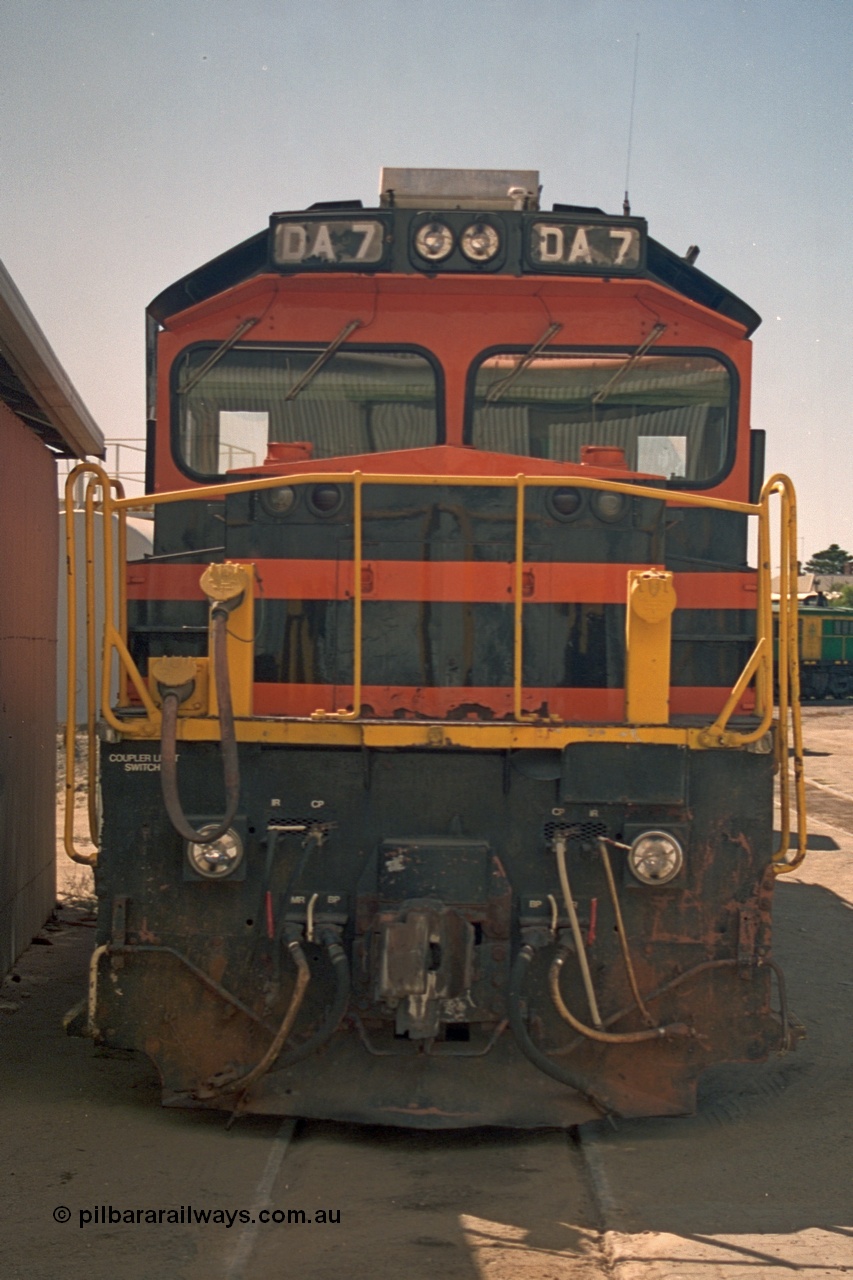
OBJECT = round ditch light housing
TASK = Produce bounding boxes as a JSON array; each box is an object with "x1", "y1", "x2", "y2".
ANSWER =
[
  {"x1": 627, "y1": 830, "x2": 684, "y2": 885},
  {"x1": 258, "y1": 485, "x2": 296, "y2": 518},
  {"x1": 460, "y1": 221, "x2": 501, "y2": 262},
  {"x1": 187, "y1": 826, "x2": 244, "y2": 880},
  {"x1": 414, "y1": 221, "x2": 455, "y2": 262},
  {"x1": 547, "y1": 486, "x2": 584, "y2": 520},
  {"x1": 309, "y1": 483, "x2": 344, "y2": 516}
]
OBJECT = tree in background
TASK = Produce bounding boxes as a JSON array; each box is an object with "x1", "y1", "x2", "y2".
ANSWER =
[
  {"x1": 835, "y1": 583, "x2": 853, "y2": 609},
  {"x1": 804, "y1": 544, "x2": 853, "y2": 575}
]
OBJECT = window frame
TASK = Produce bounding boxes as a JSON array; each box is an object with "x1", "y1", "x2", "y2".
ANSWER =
[
  {"x1": 463, "y1": 343, "x2": 740, "y2": 491},
  {"x1": 169, "y1": 339, "x2": 446, "y2": 484}
]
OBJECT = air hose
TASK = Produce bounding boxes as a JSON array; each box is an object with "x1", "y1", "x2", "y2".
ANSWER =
[
  {"x1": 507, "y1": 941, "x2": 606, "y2": 1107},
  {"x1": 160, "y1": 605, "x2": 240, "y2": 844},
  {"x1": 272, "y1": 929, "x2": 351, "y2": 1070},
  {"x1": 221, "y1": 927, "x2": 350, "y2": 1105}
]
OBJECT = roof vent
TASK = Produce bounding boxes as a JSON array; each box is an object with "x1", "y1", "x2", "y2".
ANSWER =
[{"x1": 379, "y1": 167, "x2": 539, "y2": 211}]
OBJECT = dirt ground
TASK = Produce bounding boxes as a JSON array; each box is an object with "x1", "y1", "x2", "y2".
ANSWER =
[{"x1": 0, "y1": 712, "x2": 849, "y2": 1278}]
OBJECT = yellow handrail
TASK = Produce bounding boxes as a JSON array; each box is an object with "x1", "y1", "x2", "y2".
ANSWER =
[
  {"x1": 768, "y1": 474, "x2": 807, "y2": 872},
  {"x1": 64, "y1": 464, "x2": 807, "y2": 872}
]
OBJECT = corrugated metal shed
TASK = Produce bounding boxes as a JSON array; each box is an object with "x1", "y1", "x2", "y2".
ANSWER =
[{"x1": 0, "y1": 256, "x2": 104, "y2": 975}]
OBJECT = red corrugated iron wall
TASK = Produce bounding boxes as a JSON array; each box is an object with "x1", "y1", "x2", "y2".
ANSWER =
[{"x1": 0, "y1": 401, "x2": 57, "y2": 973}]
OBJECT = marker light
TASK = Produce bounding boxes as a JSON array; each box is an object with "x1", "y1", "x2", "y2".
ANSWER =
[
  {"x1": 627, "y1": 830, "x2": 684, "y2": 885},
  {"x1": 460, "y1": 222, "x2": 501, "y2": 262},
  {"x1": 258, "y1": 485, "x2": 296, "y2": 518},
  {"x1": 591, "y1": 490, "x2": 627, "y2": 522},
  {"x1": 414, "y1": 221, "x2": 455, "y2": 262},
  {"x1": 187, "y1": 826, "x2": 245, "y2": 879}
]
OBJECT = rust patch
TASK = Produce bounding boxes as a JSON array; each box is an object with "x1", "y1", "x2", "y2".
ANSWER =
[{"x1": 137, "y1": 917, "x2": 158, "y2": 944}]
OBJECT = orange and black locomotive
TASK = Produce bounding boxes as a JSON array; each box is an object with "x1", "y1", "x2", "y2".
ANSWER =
[{"x1": 66, "y1": 168, "x2": 805, "y2": 1127}]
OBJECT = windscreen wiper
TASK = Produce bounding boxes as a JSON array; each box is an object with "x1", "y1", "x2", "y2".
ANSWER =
[
  {"x1": 484, "y1": 321, "x2": 563, "y2": 404},
  {"x1": 591, "y1": 322, "x2": 667, "y2": 406},
  {"x1": 178, "y1": 316, "x2": 260, "y2": 397},
  {"x1": 285, "y1": 319, "x2": 363, "y2": 401}
]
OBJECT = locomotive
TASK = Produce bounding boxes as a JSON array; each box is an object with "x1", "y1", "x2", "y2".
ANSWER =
[{"x1": 66, "y1": 168, "x2": 806, "y2": 1127}]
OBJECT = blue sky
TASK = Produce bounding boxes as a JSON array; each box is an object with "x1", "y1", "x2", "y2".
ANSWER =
[{"x1": 2, "y1": 0, "x2": 850, "y2": 561}]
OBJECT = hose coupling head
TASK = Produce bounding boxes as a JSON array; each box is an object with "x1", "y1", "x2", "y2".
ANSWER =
[
  {"x1": 283, "y1": 922, "x2": 305, "y2": 948},
  {"x1": 519, "y1": 925, "x2": 552, "y2": 951},
  {"x1": 200, "y1": 562, "x2": 249, "y2": 616},
  {"x1": 150, "y1": 655, "x2": 199, "y2": 706}
]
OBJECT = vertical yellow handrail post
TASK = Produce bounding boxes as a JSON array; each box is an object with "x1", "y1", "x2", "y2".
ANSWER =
[
  {"x1": 770, "y1": 474, "x2": 807, "y2": 872},
  {"x1": 111, "y1": 478, "x2": 129, "y2": 706},
  {"x1": 775, "y1": 481, "x2": 791, "y2": 863},
  {"x1": 310, "y1": 472, "x2": 363, "y2": 720},
  {"x1": 352, "y1": 471, "x2": 363, "y2": 719},
  {"x1": 83, "y1": 475, "x2": 104, "y2": 844},
  {"x1": 754, "y1": 495, "x2": 772, "y2": 719},
  {"x1": 63, "y1": 464, "x2": 102, "y2": 865},
  {"x1": 778, "y1": 478, "x2": 799, "y2": 870},
  {"x1": 512, "y1": 476, "x2": 535, "y2": 723}
]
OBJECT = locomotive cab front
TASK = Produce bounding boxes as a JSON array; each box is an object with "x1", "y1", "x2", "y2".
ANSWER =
[{"x1": 66, "y1": 167, "x2": 805, "y2": 1127}]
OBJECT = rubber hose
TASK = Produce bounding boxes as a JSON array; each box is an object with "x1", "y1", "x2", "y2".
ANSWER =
[
  {"x1": 507, "y1": 944, "x2": 605, "y2": 1106},
  {"x1": 160, "y1": 607, "x2": 240, "y2": 844},
  {"x1": 273, "y1": 938, "x2": 351, "y2": 1070}
]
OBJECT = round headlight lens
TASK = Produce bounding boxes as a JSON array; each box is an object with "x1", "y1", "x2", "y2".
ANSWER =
[
  {"x1": 460, "y1": 222, "x2": 500, "y2": 262},
  {"x1": 414, "y1": 221, "x2": 455, "y2": 262},
  {"x1": 548, "y1": 487, "x2": 583, "y2": 519},
  {"x1": 187, "y1": 826, "x2": 244, "y2": 879},
  {"x1": 259, "y1": 485, "x2": 296, "y2": 518},
  {"x1": 591, "y1": 490, "x2": 627, "y2": 522},
  {"x1": 309, "y1": 483, "x2": 343, "y2": 515},
  {"x1": 627, "y1": 830, "x2": 684, "y2": 885}
]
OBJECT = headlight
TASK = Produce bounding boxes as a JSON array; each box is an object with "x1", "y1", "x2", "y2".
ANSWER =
[
  {"x1": 460, "y1": 222, "x2": 500, "y2": 262},
  {"x1": 627, "y1": 830, "x2": 684, "y2": 885},
  {"x1": 414, "y1": 221, "x2": 455, "y2": 262},
  {"x1": 591, "y1": 490, "x2": 627, "y2": 522},
  {"x1": 258, "y1": 485, "x2": 296, "y2": 518},
  {"x1": 547, "y1": 486, "x2": 583, "y2": 520},
  {"x1": 187, "y1": 826, "x2": 244, "y2": 879}
]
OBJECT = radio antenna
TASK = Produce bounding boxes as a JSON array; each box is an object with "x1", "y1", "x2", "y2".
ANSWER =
[{"x1": 623, "y1": 32, "x2": 640, "y2": 216}]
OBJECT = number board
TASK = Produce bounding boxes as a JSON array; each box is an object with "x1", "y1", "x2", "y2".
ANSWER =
[
  {"x1": 527, "y1": 219, "x2": 644, "y2": 273},
  {"x1": 270, "y1": 217, "x2": 389, "y2": 270}
]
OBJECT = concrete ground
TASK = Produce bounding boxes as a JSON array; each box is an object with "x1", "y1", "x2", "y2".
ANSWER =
[{"x1": 0, "y1": 710, "x2": 849, "y2": 1278}]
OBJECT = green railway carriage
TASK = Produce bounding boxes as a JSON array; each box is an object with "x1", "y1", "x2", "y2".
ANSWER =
[{"x1": 798, "y1": 607, "x2": 853, "y2": 699}]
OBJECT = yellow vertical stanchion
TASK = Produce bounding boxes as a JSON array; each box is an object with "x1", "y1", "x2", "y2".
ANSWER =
[
  {"x1": 64, "y1": 466, "x2": 98, "y2": 865},
  {"x1": 111, "y1": 478, "x2": 129, "y2": 707},
  {"x1": 512, "y1": 476, "x2": 536, "y2": 723},
  {"x1": 772, "y1": 475, "x2": 807, "y2": 872},
  {"x1": 754, "y1": 497, "x2": 772, "y2": 719},
  {"x1": 84, "y1": 476, "x2": 102, "y2": 844}
]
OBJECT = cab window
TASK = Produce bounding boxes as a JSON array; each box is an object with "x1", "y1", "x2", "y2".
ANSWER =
[
  {"x1": 173, "y1": 344, "x2": 442, "y2": 477},
  {"x1": 467, "y1": 349, "x2": 734, "y2": 485}
]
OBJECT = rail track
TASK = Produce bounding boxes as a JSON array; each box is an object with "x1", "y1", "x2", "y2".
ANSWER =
[{"x1": 219, "y1": 1117, "x2": 611, "y2": 1280}]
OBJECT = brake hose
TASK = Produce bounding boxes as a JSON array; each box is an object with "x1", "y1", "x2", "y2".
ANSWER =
[
  {"x1": 272, "y1": 931, "x2": 350, "y2": 1070},
  {"x1": 160, "y1": 605, "x2": 240, "y2": 844},
  {"x1": 507, "y1": 942, "x2": 607, "y2": 1107},
  {"x1": 224, "y1": 928, "x2": 350, "y2": 1105}
]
